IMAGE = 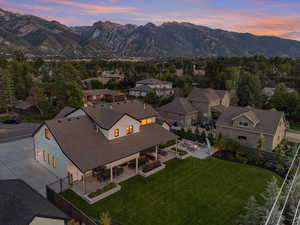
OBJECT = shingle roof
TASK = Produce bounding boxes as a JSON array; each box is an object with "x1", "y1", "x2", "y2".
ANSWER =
[
  {"x1": 130, "y1": 84, "x2": 153, "y2": 92},
  {"x1": 188, "y1": 88, "x2": 222, "y2": 103},
  {"x1": 158, "y1": 98, "x2": 197, "y2": 115},
  {"x1": 83, "y1": 89, "x2": 122, "y2": 96},
  {"x1": 46, "y1": 117, "x2": 178, "y2": 172},
  {"x1": 0, "y1": 179, "x2": 69, "y2": 225},
  {"x1": 136, "y1": 79, "x2": 170, "y2": 85},
  {"x1": 216, "y1": 106, "x2": 284, "y2": 135},
  {"x1": 97, "y1": 100, "x2": 159, "y2": 120},
  {"x1": 232, "y1": 110, "x2": 260, "y2": 125},
  {"x1": 82, "y1": 106, "x2": 130, "y2": 130},
  {"x1": 54, "y1": 106, "x2": 75, "y2": 119}
]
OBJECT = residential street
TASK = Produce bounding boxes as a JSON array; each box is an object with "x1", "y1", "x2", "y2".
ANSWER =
[
  {"x1": 0, "y1": 123, "x2": 39, "y2": 144},
  {"x1": 0, "y1": 138, "x2": 59, "y2": 196}
]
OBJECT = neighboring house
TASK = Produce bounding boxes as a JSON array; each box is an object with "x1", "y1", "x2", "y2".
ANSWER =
[
  {"x1": 54, "y1": 106, "x2": 75, "y2": 119},
  {"x1": 188, "y1": 88, "x2": 230, "y2": 121},
  {"x1": 157, "y1": 97, "x2": 198, "y2": 128},
  {"x1": 0, "y1": 179, "x2": 70, "y2": 225},
  {"x1": 33, "y1": 100, "x2": 177, "y2": 185},
  {"x1": 262, "y1": 87, "x2": 296, "y2": 98},
  {"x1": 83, "y1": 71, "x2": 125, "y2": 85},
  {"x1": 83, "y1": 89, "x2": 127, "y2": 105},
  {"x1": 14, "y1": 100, "x2": 34, "y2": 112},
  {"x1": 216, "y1": 106, "x2": 287, "y2": 151},
  {"x1": 129, "y1": 79, "x2": 174, "y2": 97}
]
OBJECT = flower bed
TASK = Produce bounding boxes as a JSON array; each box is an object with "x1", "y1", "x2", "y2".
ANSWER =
[
  {"x1": 139, "y1": 161, "x2": 166, "y2": 177},
  {"x1": 84, "y1": 183, "x2": 121, "y2": 204}
]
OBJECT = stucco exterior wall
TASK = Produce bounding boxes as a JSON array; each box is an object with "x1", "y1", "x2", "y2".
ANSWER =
[
  {"x1": 221, "y1": 94, "x2": 231, "y2": 107},
  {"x1": 216, "y1": 126, "x2": 275, "y2": 151},
  {"x1": 66, "y1": 109, "x2": 86, "y2": 118},
  {"x1": 103, "y1": 115, "x2": 140, "y2": 140},
  {"x1": 34, "y1": 125, "x2": 80, "y2": 179},
  {"x1": 272, "y1": 118, "x2": 286, "y2": 149}
]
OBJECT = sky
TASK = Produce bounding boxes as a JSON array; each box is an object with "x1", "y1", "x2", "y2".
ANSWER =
[{"x1": 1, "y1": 0, "x2": 300, "y2": 40}]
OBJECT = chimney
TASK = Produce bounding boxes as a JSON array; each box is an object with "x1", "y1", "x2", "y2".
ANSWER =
[{"x1": 110, "y1": 105, "x2": 113, "y2": 110}]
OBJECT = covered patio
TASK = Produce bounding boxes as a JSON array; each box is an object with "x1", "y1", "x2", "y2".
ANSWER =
[{"x1": 71, "y1": 144, "x2": 178, "y2": 197}]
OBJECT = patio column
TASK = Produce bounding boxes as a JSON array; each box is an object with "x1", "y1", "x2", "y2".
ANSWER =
[
  {"x1": 110, "y1": 166, "x2": 113, "y2": 183},
  {"x1": 135, "y1": 157, "x2": 139, "y2": 174},
  {"x1": 82, "y1": 174, "x2": 86, "y2": 194},
  {"x1": 176, "y1": 139, "x2": 178, "y2": 156},
  {"x1": 155, "y1": 145, "x2": 158, "y2": 160}
]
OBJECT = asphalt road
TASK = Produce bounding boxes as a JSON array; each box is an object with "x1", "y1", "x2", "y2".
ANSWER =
[{"x1": 0, "y1": 123, "x2": 40, "y2": 143}]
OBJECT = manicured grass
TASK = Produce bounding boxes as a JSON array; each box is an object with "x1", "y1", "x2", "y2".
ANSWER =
[{"x1": 62, "y1": 157, "x2": 280, "y2": 225}]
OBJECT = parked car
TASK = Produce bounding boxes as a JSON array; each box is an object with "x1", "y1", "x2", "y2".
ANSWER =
[{"x1": 3, "y1": 118, "x2": 21, "y2": 124}]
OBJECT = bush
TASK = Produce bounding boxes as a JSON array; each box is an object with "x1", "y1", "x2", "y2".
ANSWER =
[
  {"x1": 159, "y1": 140, "x2": 176, "y2": 149},
  {"x1": 88, "y1": 183, "x2": 117, "y2": 198}
]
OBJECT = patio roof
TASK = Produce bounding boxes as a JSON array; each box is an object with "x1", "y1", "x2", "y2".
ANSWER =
[{"x1": 46, "y1": 116, "x2": 178, "y2": 173}]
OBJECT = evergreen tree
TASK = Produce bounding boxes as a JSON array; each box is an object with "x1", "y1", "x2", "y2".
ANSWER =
[
  {"x1": 255, "y1": 134, "x2": 265, "y2": 164},
  {"x1": 239, "y1": 196, "x2": 260, "y2": 225},
  {"x1": 0, "y1": 69, "x2": 15, "y2": 113}
]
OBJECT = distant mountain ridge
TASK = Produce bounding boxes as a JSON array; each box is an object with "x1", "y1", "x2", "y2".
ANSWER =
[
  {"x1": 2, "y1": 8, "x2": 300, "y2": 58},
  {"x1": 0, "y1": 8, "x2": 112, "y2": 58}
]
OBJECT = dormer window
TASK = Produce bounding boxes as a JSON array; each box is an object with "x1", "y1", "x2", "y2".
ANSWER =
[
  {"x1": 45, "y1": 128, "x2": 51, "y2": 140},
  {"x1": 114, "y1": 129, "x2": 120, "y2": 137},
  {"x1": 239, "y1": 122, "x2": 249, "y2": 127},
  {"x1": 126, "y1": 125, "x2": 134, "y2": 135}
]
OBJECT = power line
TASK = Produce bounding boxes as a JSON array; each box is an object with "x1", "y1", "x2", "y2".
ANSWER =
[
  {"x1": 276, "y1": 161, "x2": 300, "y2": 225},
  {"x1": 264, "y1": 145, "x2": 300, "y2": 225}
]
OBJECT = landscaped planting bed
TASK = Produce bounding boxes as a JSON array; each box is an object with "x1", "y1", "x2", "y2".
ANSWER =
[
  {"x1": 171, "y1": 148, "x2": 188, "y2": 156},
  {"x1": 88, "y1": 183, "x2": 117, "y2": 199},
  {"x1": 62, "y1": 157, "x2": 279, "y2": 225}
]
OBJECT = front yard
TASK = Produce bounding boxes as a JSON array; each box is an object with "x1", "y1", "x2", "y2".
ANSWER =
[{"x1": 62, "y1": 157, "x2": 279, "y2": 225}]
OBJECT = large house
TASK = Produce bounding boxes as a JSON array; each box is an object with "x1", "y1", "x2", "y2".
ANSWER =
[
  {"x1": 187, "y1": 88, "x2": 230, "y2": 121},
  {"x1": 129, "y1": 79, "x2": 174, "y2": 97},
  {"x1": 0, "y1": 179, "x2": 70, "y2": 225},
  {"x1": 33, "y1": 100, "x2": 177, "y2": 187},
  {"x1": 216, "y1": 106, "x2": 286, "y2": 151},
  {"x1": 83, "y1": 89, "x2": 127, "y2": 105},
  {"x1": 157, "y1": 88, "x2": 230, "y2": 128},
  {"x1": 83, "y1": 71, "x2": 125, "y2": 85}
]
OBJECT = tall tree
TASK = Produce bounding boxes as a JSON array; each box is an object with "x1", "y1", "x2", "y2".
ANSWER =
[
  {"x1": 65, "y1": 81, "x2": 84, "y2": 108},
  {"x1": 27, "y1": 85, "x2": 46, "y2": 116},
  {"x1": 255, "y1": 135, "x2": 265, "y2": 163},
  {"x1": 0, "y1": 69, "x2": 15, "y2": 113}
]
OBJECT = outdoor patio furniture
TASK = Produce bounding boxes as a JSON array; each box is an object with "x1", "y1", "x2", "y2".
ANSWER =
[{"x1": 158, "y1": 149, "x2": 168, "y2": 156}]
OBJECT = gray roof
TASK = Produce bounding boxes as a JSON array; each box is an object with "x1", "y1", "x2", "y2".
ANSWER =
[
  {"x1": 216, "y1": 106, "x2": 284, "y2": 135},
  {"x1": 96, "y1": 100, "x2": 159, "y2": 120},
  {"x1": 0, "y1": 179, "x2": 69, "y2": 225},
  {"x1": 130, "y1": 84, "x2": 153, "y2": 92},
  {"x1": 14, "y1": 101, "x2": 33, "y2": 110},
  {"x1": 83, "y1": 106, "x2": 129, "y2": 130},
  {"x1": 54, "y1": 106, "x2": 75, "y2": 119},
  {"x1": 158, "y1": 98, "x2": 197, "y2": 115},
  {"x1": 188, "y1": 88, "x2": 224, "y2": 103},
  {"x1": 83, "y1": 89, "x2": 123, "y2": 96},
  {"x1": 46, "y1": 117, "x2": 178, "y2": 172},
  {"x1": 136, "y1": 79, "x2": 171, "y2": 85}
]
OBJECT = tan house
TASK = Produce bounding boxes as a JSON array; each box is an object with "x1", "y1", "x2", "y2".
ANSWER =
[
  {"x1": 129, "y1": 79, "x2": 174, "y2": 97},
  {"x1": 188, "y1": 88, "x2": 230, "y2": 121},
  {"x1": 216, "y1": 106, "x2": 287, "y2": 151},
  {"x1": 157, "y1": 97, "x2": 198, "y2": 128},
  {"x1": 83, "y1": 89, "x2": 127, "y2": 105}
]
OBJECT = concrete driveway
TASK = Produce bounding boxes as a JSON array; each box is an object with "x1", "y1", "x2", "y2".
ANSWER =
[
  {"x1": 0, "y1": 138, "x2": 58, "y2": 196},
  {"x1": 0, "y1": 123, "x2": 40, "y2": 143}
]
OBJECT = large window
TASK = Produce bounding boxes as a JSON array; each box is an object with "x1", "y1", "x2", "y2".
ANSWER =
[
  {"x1": 140, "y1": 117, "x2": 154, "y2": 126},
  {"x1": 43, "y1": 151, "x2": 56, "y2": 168},
  {"x1": 239, "y1": 122, "x2": 249, "y2": 127},
  {"x1": 126, "y1": 125, "x2": 134, "y2": 135},
  {"x1": 114, "y1": 129, "x2": 120, "y2": 137}
]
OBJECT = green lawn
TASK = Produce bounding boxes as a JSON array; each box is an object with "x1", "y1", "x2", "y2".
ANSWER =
[{"x1": 62, "y1": 157, "x2": 279, "y2": 225}]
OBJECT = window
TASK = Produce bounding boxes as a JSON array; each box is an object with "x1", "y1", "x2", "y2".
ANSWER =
[
  {"x1": 239, "y1": 122, "x2": 249, "y2": 127},
  {"x1": 53, "y1": 158, "x2": 57, "y2": 168},
  {"x1": 43, "y1": 151, "x2": 47, "y2": 161},
  {"x1": 238, "y1": 136, "x2": 247, "y2": 141},
  {"x1": 114, "y1": 129, "x2": 120, "y2": 137},
  {"x1": 126, "y1": 125, "x2": 134, "y2": 135},
  {"x1": 47, "y1": 153, "x2": 51, "y2": 164},
  {"x1": 140, "y1": 118, "x2": 153, "y2": 126},
  {"x1": 45, "y1": 128, "x2": 51, "y2": 140}
]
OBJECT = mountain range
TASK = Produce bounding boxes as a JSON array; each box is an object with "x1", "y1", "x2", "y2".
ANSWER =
[{"x1": 1, "y1": 8, "x2": 300, "y2": 58}]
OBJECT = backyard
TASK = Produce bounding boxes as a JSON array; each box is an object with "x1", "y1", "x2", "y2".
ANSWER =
[{"x1": 62, "y1": 157, "x2": 279, "y2": 225}]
